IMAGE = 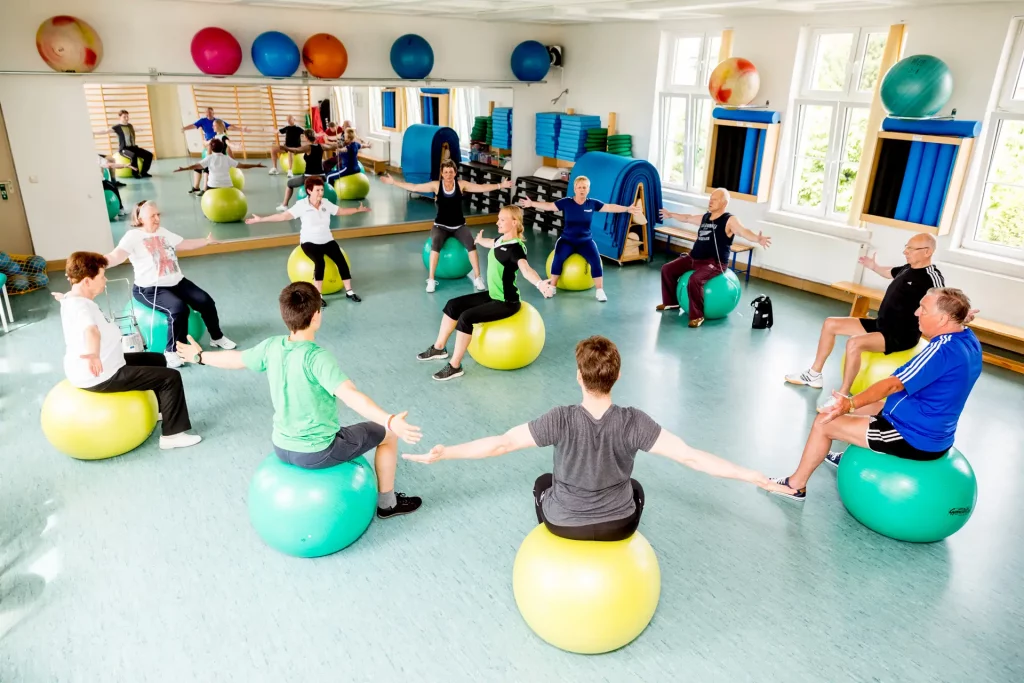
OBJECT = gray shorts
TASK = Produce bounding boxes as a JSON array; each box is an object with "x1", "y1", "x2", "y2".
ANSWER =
[
  {"x1": 273, "y1": 422, "x2": 386, "y2": 470},
  {"x1": 430, "y1": 224, "x2": 474, "y2": 253}
]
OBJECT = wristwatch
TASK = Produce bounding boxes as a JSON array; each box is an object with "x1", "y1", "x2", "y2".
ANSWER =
[{"x1": 193, "y1": 351, "x2": 204, "y2": 365}]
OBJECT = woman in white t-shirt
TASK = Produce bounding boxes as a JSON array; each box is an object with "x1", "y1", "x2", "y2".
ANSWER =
[
  {"x1": 246, "y1": 176, "x2": 370, "y2": 306},
  {"x1": 175, "y1": 138, "x2": 263, "y2": 195},
  {"x1": 58, "y1": 251, "x2": 201, "y2": 450},
  {"x1": 106, "y1": 201, "x2": 236, "y2": 368}
]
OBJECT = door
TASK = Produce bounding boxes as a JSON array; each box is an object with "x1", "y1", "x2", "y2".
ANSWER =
[{"x1": 0, "y1": 103, "x2": 34, "y2": 255}]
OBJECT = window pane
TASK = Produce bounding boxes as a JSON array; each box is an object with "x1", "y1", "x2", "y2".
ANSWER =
[
  {"x1": 976, "y1": 119, "x2": 1024, "y2": 249},
  {"x1": 661, "y1": 97, "x2": 688, "y2": 185},
  {"x1": 1014, "y1": 56, "x2": 1024, "y2": 101},
  {"x1": 672, "y1": 37, "x2": 703, "y2": 86},
  {"x1": 988, "y1": 119, "x2": 1024, "y2": 185},
  {"x1": 692, "y1": 98, "x2": 713, "y2": 188},
  {"x1": 795, "y1": 104, "x2": 833, "y2": 159},
  {"x1": 810, "y1": 32, "x2": 854, "y2": 91},
  {"x1": 833, "y1": 107, "x2": 869, "y2": 215},
  {"x1": 705, "y1": 36, "x2": 722, "y2": 80},
  {"x1": 858, "y1": 32, "x2": 887, "y2": 92},
  {"x1": 792, "y1": 158, "x2": 827, "y2": 209}
]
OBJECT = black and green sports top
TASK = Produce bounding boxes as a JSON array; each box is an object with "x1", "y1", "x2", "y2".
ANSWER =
[{"x1": 486, "y1": 236, "x2": 527, "y2": 304}]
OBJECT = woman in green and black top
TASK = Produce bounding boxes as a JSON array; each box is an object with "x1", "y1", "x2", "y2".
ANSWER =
[{"x1": 417, "y1": 205, "x2": 554, "y2": 381}]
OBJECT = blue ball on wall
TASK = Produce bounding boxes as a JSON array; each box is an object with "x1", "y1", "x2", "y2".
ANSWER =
[
  {"x1": 390, "y1": 34, "x2": 434, "y2": 79},
  {"x1": 511, "y1": 41, "x2": 550, "y2": 82},
  {"x1": 252, "y1": 31, "x2": 300, "y2": 77}
]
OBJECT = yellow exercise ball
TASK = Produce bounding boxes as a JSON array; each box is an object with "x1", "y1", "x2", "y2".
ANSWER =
[
  {"x1": 280, "y1": 153, "x2": 306, "y2": 175},
  {"x1": 40, "y1": 380, "x2": 159, "y2": 460},
  {"x1": 545, "y1": 250, "x2": 594, "y2": 291},
  {"x1": 512, "y1": 524, "x2": 661, "y2": 654},
  {"x1": 286, "y1": 245, "x2": 350, "y2": 295},
  {"x1": 229, "y1": 167, "x2": 245, "y2": 190},
  {"x1": 201, "y1": 187, "x2": 248, "y2": 223},
  {"x1": 467, "y1": 302, "x2": 545, "y2": 370},
  {"x1": 842, "y1": 338, "x2": 928, "y2": 394},
  {"x1": 114, "y1": 154, "x2": 137, "y2": 178}
]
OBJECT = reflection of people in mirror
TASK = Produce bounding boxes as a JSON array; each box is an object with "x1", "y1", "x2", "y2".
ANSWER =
[
  {"x1": 277, "y1": 129, "x2": 341, "y2": 211},
  {"x1": 269, "y1": 115, "x2": 306, "y2": 177},
  {"x1": 325, "y1": 129, "x2": 370, "y2": 186},
  {"x1": 97, "y1": 154, "x2": 128, "y2": 217},
  {"x1": 174, "y1": 138, "x2": 264, "y2": 196},
  {"x1": 94, "y1": 110, "x2": 154, "y2": 179}
]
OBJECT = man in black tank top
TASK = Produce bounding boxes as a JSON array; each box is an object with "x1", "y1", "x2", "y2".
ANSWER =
[
  {"x1": 656, "y1": 189, "x2": 772, "y2": 327},
  {"x1": 103, "y1": 110, "x2": 153, "y2": 178}
]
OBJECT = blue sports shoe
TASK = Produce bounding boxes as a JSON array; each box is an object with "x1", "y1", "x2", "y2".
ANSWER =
[
  {"x1": 825, "y1": 451, "x2": 843, "y2": 468},
  {"x1": 769, "y1": 477, "x2": 806, "y2": 502}
]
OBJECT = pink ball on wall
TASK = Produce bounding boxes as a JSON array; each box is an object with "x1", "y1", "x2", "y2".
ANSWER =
[{"x1": 191, "y1": 27, "x2": 243, "y2": 76}]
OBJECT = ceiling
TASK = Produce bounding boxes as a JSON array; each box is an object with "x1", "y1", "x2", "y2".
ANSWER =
[{"x1": 170, "y1": 0, "x2": 1007, "y2": 23}]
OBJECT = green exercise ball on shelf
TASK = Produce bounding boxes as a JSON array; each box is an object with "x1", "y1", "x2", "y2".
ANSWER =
[
  {"x1": 675, "y1": 269, "x2": 742, "y2": 320},
  {"x1": 335, "y1": 173, "x2": 370, "y2": 200},
  {"x1": 297, "y1": 182, "x2": 338, "y2": 205},
  {"x1": 880, "y1": 54, "x2": 954, "y2": 118},
  {"x1": 201, "y1": 187, "x2": 248, "y2": 223},
  {"x1": 104, "y1": 189, "x2": 120, "y2": 220},
  {"x1": 422, "y1": 237, "x2": 472, "y2": 279}
]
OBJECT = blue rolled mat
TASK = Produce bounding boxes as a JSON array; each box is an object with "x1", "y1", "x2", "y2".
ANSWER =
[
  {"x1": 752, "y1": 129, "x2": 766, "y2": 196},
  {"x1": 881, "y1": 118, "x2": 981, "y2": 138},
  {"x1": 713, "y1": 108, "x2": 781, "y2": 124},
  {"x1": 569, "y1": 152, "x2": 663, "y2": 260},
  {"x1": 908, "y1": 142, "x2": 939, "y2": 225},
  {"x1": 922, "y1": 145, "x2": 957, "y2": 227},
  {"x1": 738, "y1": 128, "x2": 758, "y2": 195},
  {"x1": 401, "y1": 124, "x2": 462, "y2": 186},
  {"x1": 894, "y1": 141, "x2": 924, "y2": 221},
  {"x1": 420, "y1": 88, "x2": 450, "y2": 95}
]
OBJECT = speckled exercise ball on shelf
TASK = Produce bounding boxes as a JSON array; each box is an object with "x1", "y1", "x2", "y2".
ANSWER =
[
  {"x1": 302, "y1": 33, "x2": 348, "y2": 79},
  {"x1": 297, "y1": 182, "x2": 338, "y2": 204},
  {"x1": 201, "y1": 187, "x2": 248, "y2": 223},
  {"x1": 511, "y1": 41, "x2": 550, "y2": 82},
  {"x1": 390, "y1": 34, "x2": 434, "y2": 79},
  {"x1": 676, "y1": 269, "x2": 742, "y2": 319},
  {"x1": 36, "y1": 16, "x2": 103, "y2": 73},
  {"x1": 335, "y1": 173, "x2": 370, "y2": 200},
  {"x1": 422, "y1": 237, "x2": 472, "y2": 279},
  {"x1": 880, "y1": 55, "x2": 954, "y2": 118},
  {"x1": 252, "y1": 31, "x2": 301, "y2": 78},
  {"x1": 190, "y1": 27, "x2": 242, "y2": 76},
  {"x1": 708, "y1": 57, "x2": 760, "y2": 106}
]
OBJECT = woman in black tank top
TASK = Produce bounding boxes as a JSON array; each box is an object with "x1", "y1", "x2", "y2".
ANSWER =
[{"x1": 278, "y1": 129, "x2": 340, "y2": 211}]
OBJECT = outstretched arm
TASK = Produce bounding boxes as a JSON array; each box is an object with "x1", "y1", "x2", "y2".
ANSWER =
[
  {"x1": 518, "y1": 197, "x2": 559, "y2": 212},
  {"x1": 174, "y1": 163, "x2": 203, "y2": 173},
  {"x1": 176, "y1": 336, "x2": 247, "y2": 369},
  {"x1": 518, "y1": 258, "x2": 556, "y2": 298},
  {"x1": 474, "y1": 230, "x2": 495, "y2": 249},
  {"x1": 104, "y1": 247, "x2": 130, "y2": 268},
  {"x1": 857, "y1": 252, "x2": 896, "y2": 279},
  {"x1": 246, "y1": 211, "x2": 293, "y2": 224},
  {"x1": 659, "y1": 210, "x2": 704, "y2": 225},
  {"x1": 334, "y1": 380, "x2": 421, "y2": 444},
  {"x1": 334, "y1": 203, "x2": 371, "y2": 217},
  {"x1": 403, "y1": 423, "x2": 535, "y2": 463},
  {"x1": 648, "y1": 429, "x2": 783, "y2": 491},
  {"x1": 726, "y1": 216, "x2": 771, "y2": 248},
  {"x1": 462, "y1": 178, "x2": 513, "y2": 194},
  {"x1": 379, "y1": 174, "x2": 437, "y2": 193},
  {"x1": 236, "y1": 162, "x2": 266, "y2": 170},
  {"x1": 600, "y1": 203, "x2": 643, "y2": 216},
  {"x1": 177, "y1": 234, "x2": 217, "y2": 252}
]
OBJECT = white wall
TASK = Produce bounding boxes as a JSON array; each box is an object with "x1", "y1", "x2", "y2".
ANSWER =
[
  {"x1": 0, "y1": 0, "x2": 561, "y2": 260},
  {"x1": 560, "y1": 5, "x2": 1024, "y2": 326}
]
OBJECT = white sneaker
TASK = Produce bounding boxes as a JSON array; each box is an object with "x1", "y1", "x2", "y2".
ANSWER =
[
  {"x1": 785, "y1": 369, "x2": 823, "y2": 389},
  {"x1": 268, "y1": 168, "x2": 280, "y2": 176},
  {"x1": 596, "y1": 288, "x2": 608, "y2": 302},
  {"x1": 164, "y1": 351, "x2": 183, "y2": 369},
  {"x1": 472, "y1": 276, "x2": 486, "y2": 292},
  {"x1": 287, "y1": 171, "x2": 294, "y2": 179},
  {"x1": 159, "y1": 432, "x2": 202, "y2": 450},
  {"x1": 210, "y1": 336, "x2": 237, "y2": 350},
  {"x1": 157, "y1": 412, "x2": 163, "y2": 421},
  {"x1": 426, "y1": 279, "x2": 437, "y2": 293},
  {"x1": 276, "y1": 204, "x2": 289, "y2": 212},
  {"x1": 817, "y1": 394, "x2": 842, "y2": 414}
]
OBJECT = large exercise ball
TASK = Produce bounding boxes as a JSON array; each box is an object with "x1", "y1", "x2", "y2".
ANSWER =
[
  {"x1": 302, "y1": 33, "x2": 348, "y2": 79},
  {"x1": 841, "y1": 338, "x2": 928, "y2": 395},
  {"x1": 127, "y1": 301, "x2": 207, "y2": 352},
  {"x1": 297, "y1": 182, "x2": 338, "y2": 205},
  {"x1": 422, "y1": 237, "x2": 472, "y2": 279},
  {"x1": 837, "y1": 446, "x2": 976, "y2": 543},
  {"x1": 279, "y1": 153, "x2": 306, "y2": 175},
  {"x1": 545, "y1": 251, "x2": 594, "y2": 291},
  {"x1": 104, "y1": 189, "x2": 120, "y2": 220},
  {"x1": 287, "y1": 245, "x2": 350, "y2": 294},
  {"x1": 513, "y1": 525, "x2": 660, "y2": 654},
  {"x1": 36, "y1": 16, "x2": 103, "y2": 73},
  {"x1": 676, "y1": 269, "x2": 742, "y2": 320},
  {"x1": 252, "y1": 31, "x2": 301, "y2": 78},
  {"x1": 335, "y1": 173, "x2": 370, "y2": 200},
  {"x1": 881, "y1": 55, "x2": 953, "y2": 118},
  {"x1": 114, "y1": 154, "x2": 138, "y2": 178},
  {"x1": 248, "y1": 455, "x2": 377, "y2": 557},
  {"x1": 190, "y1": 27, "x2": 242, "y2": 76},
  {"x1": 468, "y1": 302, "x2": 545, "y2": 370},
  {"x1": 511, "y1": 41, "x2": 550, "y2": 82},
  {"x1": 390, "y1": 34, "x2": 434, "y2": 79},
  {"x1": 41, "y1": 381, "x2": 158, "y2": 460},
  {"x1": 708, "y1": 57, "x2": 760, "y2": 106},
  {"x1": 229, "y1": 167, "x2": 245, "y2": 191},
  {"x1": 201, "y1": 187, "x2": 248, "y2": 223}
]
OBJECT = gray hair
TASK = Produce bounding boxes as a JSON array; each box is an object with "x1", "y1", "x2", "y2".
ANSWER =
[
  {"x1": 713, "y1": 187, "x2": 731, "y2": 205},
  {"x1": 926, "y1": 287, "x2": 971, "y2": 324}
]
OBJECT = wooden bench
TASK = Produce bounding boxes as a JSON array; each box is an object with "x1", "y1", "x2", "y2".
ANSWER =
[
  {"x1": 653, "y1": 226, "x2": 754, "y2": 283},
  {"x1": 832, "y1": 280, "x2": 1024, "y2": 374},
  {"x1": 357, "y1": 153, "x2": 388, "y2": 174}
]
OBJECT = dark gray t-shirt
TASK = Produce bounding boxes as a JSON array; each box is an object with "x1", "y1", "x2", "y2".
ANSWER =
[{"x1": 528, "y1": 405, "x2": 662, "y2": 527}]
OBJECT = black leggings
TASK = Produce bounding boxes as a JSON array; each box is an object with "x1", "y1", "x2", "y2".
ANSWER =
[
  {"x1": 300, "y1": 240, "x2": 351, "y2": 282},
  {"x1": 85, "y1": 352, "x2": 191, "y2": 437},
  {"x1": 533, "y1": 473, "x2": 645, "y2": 542},
  {"x1": 119, "y1": 146, "x2": 153, "y2": 174},
  {"x1": 102, "y1": 180, "x2": 122, "y2": 209},
  {"x1": 442, "y1": 292, "x2": 519, "y2": 334}
]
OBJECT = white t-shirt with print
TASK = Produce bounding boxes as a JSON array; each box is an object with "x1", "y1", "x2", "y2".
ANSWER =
[
  {"x1": 200, "y1": 153, "x2": 238, "y2": 189},
  {"x1": 288, "y1": 198, "x2": 338, "y2": 245},
  {"x1": 117, "y1": 227, "x2": 185, "y2": 288},
  {"x1": 61, "y1": 294, "x2": 126, "y2": 388}
]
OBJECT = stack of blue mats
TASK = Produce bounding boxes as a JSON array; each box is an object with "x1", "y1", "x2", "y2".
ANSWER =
[
  {"x1": 535, "y1": 112, "x2": 560, "y2": 157},
  {"x1": 556, "y1": 115, "x2": 602, "y2": 161},
  {"x1": 401, "y1": 124, "x2": 462, "y2": 188},
  {"x1": 491, "y1": 107, "x2": 513, "y2": 149}
]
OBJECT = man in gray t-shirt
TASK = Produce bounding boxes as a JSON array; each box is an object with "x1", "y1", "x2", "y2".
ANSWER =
[{"x1": 406, "y1": 336, "x2": 783, "y2": 542}]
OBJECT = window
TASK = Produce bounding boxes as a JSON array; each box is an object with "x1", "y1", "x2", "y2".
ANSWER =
[
  {"x1": 333, "y1": 86, "x2": 355, "y2": 126},
  {"x1": 369, "y1": 86, "x2": 385, "y2": 134},
  {"x1": 784, "y1": 27, "x2": 886, "y2": 220},
  {"x1": 654, "y1": 33, "x2": 721, "y2": 193},
  {"x1": 451, "y1": 87, "x2": 481, "y2": 156}
]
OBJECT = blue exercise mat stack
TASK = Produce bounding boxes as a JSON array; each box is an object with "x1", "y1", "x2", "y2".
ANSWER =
[
  {"x1": 401, "y1": 124, "x2": 462, "y2": 187},
  {"x1": 535, "y1": 112, "x2": 560, "y2": 157},
  {"x1": 556, "y1": 115, "x2": 602, "y2": 161},
  {"x1": 570, "y1": 152, "x2": 663, "y2": 261},
  {"x1": 491, "y1": 107, "x2": 513, "y2": 149}
]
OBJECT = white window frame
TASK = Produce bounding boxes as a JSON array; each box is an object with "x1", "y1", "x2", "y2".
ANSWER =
[{"x1": 369, "y1": 86, "x2": 385, "y2": 136}]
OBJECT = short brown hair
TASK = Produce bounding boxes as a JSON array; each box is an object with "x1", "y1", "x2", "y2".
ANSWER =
[
  {"x1": 575, "y1": 335, "x2": 620, "y2": 394},
  {"x1": 118, "y1": 109, "x2": 129, "y2": 116},
  {"x1": 209, "y1": 138, "x2": 225, "y2": 154},
  {"x1": 928, "y1": 287, "x2": 971, "y2": 324},
  {"x1": 304, "y1": 176, "x2": 325, "y2": 193},
  {"x1": 279, "y1": 282, "x2": 321, "y2": 331},
  {"x1": 440, "y1": 159, "x2": 458, "y2": 173},
  {"x1": 303, "y1": 128, "x2": 316, "y2": 143},
  {"x1": 66, "y1": 252, "x2": 108, "y2": 284}
]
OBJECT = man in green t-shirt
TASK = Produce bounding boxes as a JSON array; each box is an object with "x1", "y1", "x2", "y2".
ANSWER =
[{"x1": 176, "y1": 282, "x2": 423, "y2": 518}]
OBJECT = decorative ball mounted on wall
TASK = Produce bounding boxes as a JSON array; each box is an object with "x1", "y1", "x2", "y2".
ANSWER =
[
  {"x1": 252, "y1": 31, "x2": 301, "y2": 78},
  {"x1": 36, "y1": 16, "x2": 103, "y2": 73},
  {"x1": 880, "y1": 55, "x2": 954, "y2": 118},
  {"x1": 708, "y1": 57, "x2": 760, "y2": 107},
  {"x1": 390, "y1": 34, "x2": 434, "y2": 79},
  {"x1": 190, "y1": 27, "x2": 243, "y2": 76},
  {"x1": 302, "y1": 33, "x2": 348, "y2": 79},
  {"x1": 511, "y1": 41, "x2": 550, "y2": 82}
]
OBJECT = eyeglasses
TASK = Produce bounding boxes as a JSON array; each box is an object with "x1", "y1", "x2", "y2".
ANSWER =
[{"x1": 904, "y1": 246, "x2": 929, "y2": 251}]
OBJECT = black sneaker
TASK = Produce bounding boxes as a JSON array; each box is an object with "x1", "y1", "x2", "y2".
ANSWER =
[
  {"x1": 377, "y1": 492, "x2": 422, "y2": 519},
  {"x1": 188, "y1": 187, "x2": 199, "y2": 194},
  {"x1": 346, "y1": 291, "x2": 362, "y2": 303},
  {"x1": 114, "y1": 181, "x2": 127, "y2": 187},
  {"x1": 319, "y1": 297, "x2": 329, "y2": 308},
  {"x1": 825, "y1": 451, "x2": 843, "y2": 468},
  {"x1": 417, "y1": 345, "x2": 449, "y2": 361},
  {"x1": 131, "y1": 170, "x2": 142, "y2": 179},
  {"x1": 432, "y1": 363, "x2": 464, "y2": 381},
  {"x1": 140, "y1": 173, "x2": 153, "y2": 178},
  {"x1": 768, "y1": 477, "x2": 806, "y2": 502}
]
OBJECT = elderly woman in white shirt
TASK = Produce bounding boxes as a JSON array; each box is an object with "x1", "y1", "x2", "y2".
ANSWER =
[{"x1": 174, "y1": 138, "x2": 263, "y2": 195}]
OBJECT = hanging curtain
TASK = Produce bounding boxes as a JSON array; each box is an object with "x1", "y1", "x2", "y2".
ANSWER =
[
  {"x1": 404, "y1": 87, "x2": 421, "y2": 129},
  {"x1": 369, "y1": 86, "x2": 383, "y2": 132}
]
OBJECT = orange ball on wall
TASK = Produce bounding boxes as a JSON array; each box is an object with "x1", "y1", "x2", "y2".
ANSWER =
[
  {"x1": 302, "y1": 33, "x2": 348, "y2": 79},
  {"x1": 708, "y1": 57, "x2": 760, "y2": 106}
]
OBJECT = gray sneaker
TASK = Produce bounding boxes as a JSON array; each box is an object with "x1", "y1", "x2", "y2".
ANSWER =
[
  {"x1": 825, "y1": 451, "x2": 843, "y2": 468},
  {"x1": 417, "y1": 345, "x2": 448, "y2": 361},
  {"x1": 432, "y1": 363, "x2": 464, "y2": 381}
]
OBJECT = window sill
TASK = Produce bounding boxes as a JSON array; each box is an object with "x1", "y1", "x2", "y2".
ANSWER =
[
  {"x1": 762, "y1": 210, "x2": 870, "y2": 242},
  {"x1": 943, "y1": 245, "x2": 1024, "y2": 281}
]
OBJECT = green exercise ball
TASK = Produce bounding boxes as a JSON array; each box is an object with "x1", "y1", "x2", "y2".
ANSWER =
[
  {"x1": 837, "y1": 445, "x2": 976, "y2": 543},
  {"x1": 248, "y1": 454, "x2": 378, "y2": 557},
  {"x1": 675, "y1": 269, "x2": 742, "y2": 320},
  {"x1": 545, "y1": 250, "x2": 595, "y2": 291},
  {"x1": 880, "y1": 55, "x2": 953, "y2": 118},
  {"x1": 229, "y1": 167, "x2": 245, "y2": 191},
  {"x1": 422, "y1": 237, "x2": 472, "y2": 279},
  {"x1": 335, "y1": 173, "x2": 370, "y2": 200},
  {"x1": 126, "y1": 301, "x2": 207, "y2": 352},
  {"x1": 201, "y1": 187, "x2": 248, "y2": 223},
  {"x1": 297, "y1": 182, "x2": 339, "y2": 205},
  {"x1": 104, "y1": 189, "x2": 120, "y2": 220}
]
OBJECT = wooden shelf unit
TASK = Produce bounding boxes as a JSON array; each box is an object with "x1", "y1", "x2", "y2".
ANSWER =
[
  {"x1": 614, "y1": 183, "x2": 649, "y2": 265},
  {"x1": 704, "y1": 118, "x2": 780, "y2": 203}
]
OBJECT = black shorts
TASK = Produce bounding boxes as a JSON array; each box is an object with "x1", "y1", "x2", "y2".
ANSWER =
[
  {"x1": 430, "y1": 224, "x2": 474, "y2": 253},
  {"x1": 443, "y1": 292, "x2": 519, "y2": 334},
  {"x1": 273, "y1": 422, "x2": 386, "y2": 469},
  {"x1": 858, "y1": 318, "x2": 921, "y2": 355},
  {"x1": 533, "y1": 473, "x2": 645, "y2": 542},
  {"x1": 865, "y1": 414, "x2": 947, "y2": 461}
]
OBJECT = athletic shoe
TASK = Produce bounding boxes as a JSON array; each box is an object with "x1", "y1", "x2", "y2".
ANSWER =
[
  {"x1": 596, "y1": 288, "x2": 608, "y2": 302},
  {"x1": 210, "y1": 336, "x2": 237, "y2": 350},
  {"x1": 276, "y1": 204, "x2": 289, "y2": 212},
  {"x1": 346, "y1": 291, "x2": 362, "y2": 303},
  {"x1": 157, "y1": 412, "x2": 163, "y2": 421},
  {"x1": 159, "y1": 432, "x2": 202, "y2": 450},
  {"x1": 817, "y1": 395, "x2": 840, "y2": 413},
  {"x1": 114, "y1": 181, "x2": 127, "y2": 187},
  {"x1": 268, "y1": 168, "x2": 280, "y2": 175},
  {"x1": 768, "y1": 477, "x2": 806, "y2": 502},
  {"x1": 196, "y1": 190, "x2": 205, "y2": 198},
  {"x1": 433, "y1": 363, "x2": 464, "y2": 381},
  {"x1": 472, "y1": 276, "x2": 486, "y2": 292},
  {"x1": 164, "y1": 351, "x2": 183, "y2": 369},
  {"x1": 188, "y1": 187, "x2": 200, "y2": 194},
  {"x1": 825, "y1": 451, "x2": 843, "y2": 468},
  {"x1": 319, "y1": 298, "x2": 329, "y2": 308},
  {"x1": 377, "y1": 492, "x2": 422, "y2": 519},
  {"x1": 655, "y1": 304, "x2": 679, "y2": 311},
  {"x1": 131, "y1": 170, "x2": 142, "y2": 179},
  {"x1": 785, "y1": 370, "x2": 823, "y2": 389},
  {"x1": 140, "y1": 173, "x2": 153, "y2": 179},
  {"x1": 426, "y1": 279, "x2": 438, "y2": 293},
  {"x1": 417, "y1": 345, "x2": 448, "y2": 361},
  {"x1": 688, "y1": 317, "x2": 705, "y2": 328},
  {"x1": 287, "y1": 171, "x2": 294, "y2": 179}
]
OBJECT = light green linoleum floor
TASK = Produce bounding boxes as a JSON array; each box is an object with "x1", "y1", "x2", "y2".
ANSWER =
[{"x1": 1, "y1": 229, "x2": 1022, "y2": 682}]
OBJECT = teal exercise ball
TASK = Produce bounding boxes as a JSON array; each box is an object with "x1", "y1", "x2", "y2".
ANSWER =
[
  {"x1": 676, "y1": 269, "x2": 742, "y2": 320},
  {"x1": 880, "y1": 55, "x2": 953, "y2": 118},
  {"x1": 335, "y1": 173, "x2": 370, "y2": 200},
  {"x1": 511, "y1": 40, "x2": 550, "y2": 82},
  {"x1": 390, "y1": 34, "x2": 433, "y2": 79},
  {"x1": 104, "y1": 189, "x2": 119, "y2": 220},
  {"x1": 248, "y1": 454, "x2": 378, "y2": 557},
  {"x1": 837, "y1": 445, "x2": 977, "y2": 543},
  {"x1": 201, "y1": 187, "x2": 248, "y2": 223},
  {"x1": 126, "y1": 301, "x2": 206, "y2": 352},
  {"x1": 297, "y1": 182, "x2": 338, "y2": 205},
  {"x1": 423, "y1": 237, "x2": 472, "y2": 279}
]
